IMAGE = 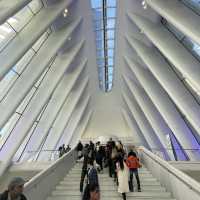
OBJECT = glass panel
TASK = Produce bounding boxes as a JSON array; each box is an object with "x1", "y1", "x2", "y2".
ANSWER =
[
  {"x1": 96, "y1": 39, "x2": 104, "y2": 49},
  {"x1": 107, "y1": 19, "x2": 115, "y2": 29},
  {"x1": 107, "y1": 49, "x2": 114, "y2": 57},
  {"x1": 32, "y1": 31, "x2": 49, "y2": 51},
  {"x1": 0, "y1": 70, "x2": 18, "y2": 101},
  {"x1": 16, "y1": 87, "x2": 36, "y2": 114},
  {"x1": 108, "y1": 57, "x2": 114, "y2": 65},
  {"x1": 13, "y1": 49, "x2": 35, "y2": 74},
  {"x1": 107, "y1": 8, "x2": 116, "y2": 18},
  {"x1": 0, "y1": 23, "x2": 16, "y2": 51},
  {"x1": 28, "y1": 0, "x2": 43, "y2": 14},
  {"x1": 97, "y1": 49, "x2": 104, "y2": 57},
  {"x1": 91, "y1": 0, "x2": 102, "y2": 8},
  {"x1": 107, "y1": 29, "x2": 115, "y2": 39},
  {"x1": 107, "y1": 0, "x2": 117, "y2": 7},
  {"x1": 181, "y1": 0, "x2": 200, "y2": 14},
  {"x1": 0, "y1": 113, "x2": 21, "y2": 148},
  {"x1": 91, "y1": 0, "x2": 116, "y2": 91},
  {"x1": 8, "y1": 7, "x2": 33, "y2": 32},
  {"x1": 107, "y1": 39, "x2": 114, "y2": 48}
]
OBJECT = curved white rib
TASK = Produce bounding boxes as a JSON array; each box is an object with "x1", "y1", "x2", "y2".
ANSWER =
[
  {"x1": 0, "y1": 18, "x2": 82, "y2": 129},
  {"x1": 146, "y1": 0, "x2": 200, "y2": 46},
  {"x1": 0, "y1": 40, "x2": 84, "y2": 176},
  {"x1": 124, "y1": 76, "x2": 174, "y2": 160},
  {"x1": 128, "y1": 13, "x2": 200, "y2": 93},
  {"x1": 123, "y1": 92, "x2": 164, "y2": 151},
  {"x1": 125, "y1": 56, "x2": 200, "y2": 160},
  {"x1": 126, "y1": 36, "x2": 200, "y2": 139},
  {"x1": 0, "y1": 0, "x2": 74, "y2": 80},
  {"x1": 0, "y1": 0, "x2": 32, "y2": 25}
]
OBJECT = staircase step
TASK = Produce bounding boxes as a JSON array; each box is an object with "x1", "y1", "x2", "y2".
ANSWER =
[
  {"x1": 56, "y1": 185, "x2": 166, "y2": 192},
  {"x1": 48, "y1": 197, "x2": 175, "y2": 200},
  {"x1": 52, "y1": 190, "x2": 172, "y2": 198}
]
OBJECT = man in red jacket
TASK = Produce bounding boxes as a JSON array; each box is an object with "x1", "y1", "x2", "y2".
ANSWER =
[{"x1": 126, "y1": 150, "x2": 141, "y2": 192}]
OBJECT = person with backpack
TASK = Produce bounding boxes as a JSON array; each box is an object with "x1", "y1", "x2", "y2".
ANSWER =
[
  {"x1": 80, "y1": 145, "x2": 90, "y2": 192},
  {"x1": 82, "y1": 160, "x2": 99, "y2": 200},
  {"x1": 126, "y1": 150, "x2": 141, "y2": 192}
]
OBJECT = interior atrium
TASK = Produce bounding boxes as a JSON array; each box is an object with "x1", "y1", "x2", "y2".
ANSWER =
[{"x1": 0, "y1": 0, "x2": 200, "y2": 199}]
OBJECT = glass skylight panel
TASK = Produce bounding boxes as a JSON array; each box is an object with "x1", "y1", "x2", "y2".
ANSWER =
[
  {"x1": 107, "y1": 0, "x2": 117, "y2": 7},
  {"x1": 107, "y1": 19, "x2": 115, "y2": 29},
  {"x1": 107, "y1": 8, "x2": 116, "y2": 17},
  {"x1": 108, "y1": 49, "x2": 114, "y2": 57},
  {"x1": 91, "y1": 0, "x2": 116, "y2": 92}
]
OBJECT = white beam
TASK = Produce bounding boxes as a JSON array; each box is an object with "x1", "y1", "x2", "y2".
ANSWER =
[
  {"x1": 146, "y1": 0, "x2": 200, "y2": 46},
  {"x1": 123, "y1": 92, "x2": 164, "y2": 151},
  {"x1": 20, "y1": 57, "x2": 87, "y2": 160},
  {"x1": 128, "y1": 13, "x2": 200, "y2": 95},
  {"x1": 0, "y1": 0, "x2": 74, "y2": 80},
  {"x1": 124, "y1": 76, "x2": 174, "y2": 160},
  {"x1": 126, "y1": 36, "x2": 200, "y2": 140},
  {"x1": 121, "y1": 108, "x2": 149, "y2": 149},
  {"x1": 0, "y1": 0, "x2": 32, "y2": 25},
  {"x1": 0, "y1": 18, "x2": 82, "y2": 129},
  {"x1": 0, "y1": 40, "x2": 84, "y2": 176},
  {"x1": 125, "y1": 56, "x2": 200, "y2": 160},
  {"x1": 40, "y1": 77, "x2": 89, "y2": 153}
]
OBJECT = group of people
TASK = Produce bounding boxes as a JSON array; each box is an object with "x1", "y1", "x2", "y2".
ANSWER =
[
  {"x1": 58, "y1": 144, "x2": 71, "y2": 158},
  {"x1": 77, "y1": 139, "x2": 142, "y2": 200}
]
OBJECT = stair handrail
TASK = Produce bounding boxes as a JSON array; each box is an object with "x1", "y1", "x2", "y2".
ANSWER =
[
  {"x1": 23, "y1": 148, "x2": 77, "y2": 200},
  {"x1": 140, "y1": 146, "x2": 200, "y2": 196}
]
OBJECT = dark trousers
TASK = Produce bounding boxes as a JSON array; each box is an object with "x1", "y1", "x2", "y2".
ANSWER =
[
  {"x1": 122, "y1": 193, "x2": 126, "y2": 200},
  {"x1": 129, "y1": 168, "x2": 141, "y2": 191},
  {"x1": 80, "y1": 169, "x2": 87, "y2": 192}
]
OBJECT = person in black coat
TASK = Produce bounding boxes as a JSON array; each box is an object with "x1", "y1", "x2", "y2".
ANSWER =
[{"x1": 0, "y1": 177, "x2": 27, "y2": 200}]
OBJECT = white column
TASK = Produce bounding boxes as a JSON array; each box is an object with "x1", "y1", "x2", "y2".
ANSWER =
[
  {"x1": 20, "y1": 51, "x2": 86, "y2": 159},
  {"x1": 125, "y1": 56, "x2": 200, "y2": 160},
  {"x1": 128, "y1": 13, "x2": 200, "y2": 93},
  {"x1": 0, "y1": 0, "x2": 74, "y2": 79},
  {"x1": 124, "y1": 76, "x2": 174, "y2": 160},
  {"x1": 0, "y1": 0, "x2": 32, "y2": 25},
  {"x1": 0, "y1": 40, "x2": 84, "y2": 176},
  {"x1": 121, "y1": 109, "x2": 150, "y2": 149},
  {"x1": 123, "y1": 92, "x2": 164, "y2": 151},
  {"x1": 0, "y1": 18, "x2": 82, "y2": 129},
  {"x1": 126, "y1": 36, "x2": 200, "y2": 139},
  {"x1": 40, "y1": 77, "x2": 89, "y2": 152},
  {"x1": 146, "y1": 0, "x2": 200, "y2": 46}
]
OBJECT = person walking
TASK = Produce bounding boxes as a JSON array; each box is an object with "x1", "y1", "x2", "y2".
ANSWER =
[
  {"x1": 0, "y1": 177, "x2": 27, "y2": 200},
  {"x1": 126, "y1": 150, "x2": 141, "y2": 192},
  {"x1": 116, "y1": 156, "x2": 129, "y2": 200}
]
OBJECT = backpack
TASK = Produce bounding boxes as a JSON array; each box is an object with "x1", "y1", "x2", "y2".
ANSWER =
[
  {"x1": 87, "y1": 167, "x2": 99, "y2": 186},
  {"x1": 126, "y1": 156, "x2": 141, "y2": 169}
]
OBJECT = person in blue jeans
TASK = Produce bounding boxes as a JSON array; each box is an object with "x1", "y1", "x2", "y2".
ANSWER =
[{"x1": 126, "y1": 150, "x2": 141, "y2": 192}]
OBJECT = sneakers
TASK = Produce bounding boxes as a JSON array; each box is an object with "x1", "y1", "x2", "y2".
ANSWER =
[{"x1": 138, "y1": 189, "x2": 141, "y2": 192}]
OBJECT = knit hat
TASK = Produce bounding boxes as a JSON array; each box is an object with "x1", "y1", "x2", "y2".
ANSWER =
[{"x1": 8, "y1": 177, "x2": 25, "y2": 189}]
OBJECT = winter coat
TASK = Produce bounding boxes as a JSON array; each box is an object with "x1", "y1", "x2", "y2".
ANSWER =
[
  {"x1": 0, "y1": 191, "x2": 27, "y2": 200},
  {"x1": 116, "y1": 162, "x2": 129, "y2": 193}
]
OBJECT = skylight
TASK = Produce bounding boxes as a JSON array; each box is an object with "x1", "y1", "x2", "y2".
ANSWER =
[{"x1": 90, "y1": 0, "x2": 117, "y2": 92}]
